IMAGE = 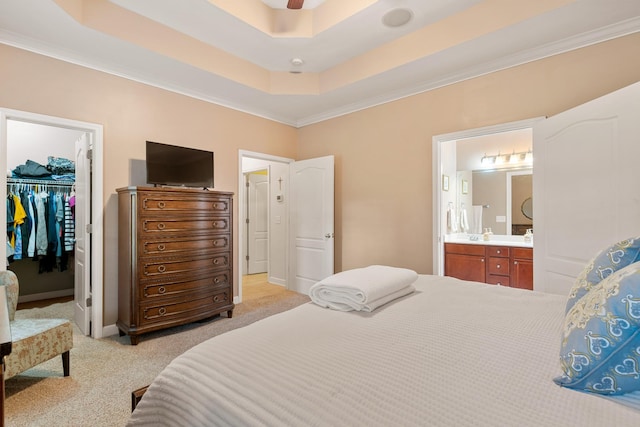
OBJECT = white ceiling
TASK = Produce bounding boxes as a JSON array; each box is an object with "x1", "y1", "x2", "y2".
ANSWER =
[{"x1": 1, "y1": 0, "x2": 639, "y2": 128}]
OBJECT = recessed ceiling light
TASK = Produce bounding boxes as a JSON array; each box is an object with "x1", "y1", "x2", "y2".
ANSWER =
[{"x1": 382, "y1": 8, "x2": 413, "y2": 28}]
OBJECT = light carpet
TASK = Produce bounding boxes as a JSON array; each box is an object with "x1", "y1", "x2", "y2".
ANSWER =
[{"x1": 5, "y1": 291, "x2": 310, "y2": 427}]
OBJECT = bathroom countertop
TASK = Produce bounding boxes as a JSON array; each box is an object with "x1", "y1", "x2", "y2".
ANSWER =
[{"x1": 444, "y1": 234, "x2": 533, "y2": 248}]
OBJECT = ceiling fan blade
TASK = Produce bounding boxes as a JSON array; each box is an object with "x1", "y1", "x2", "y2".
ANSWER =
[{"x1": 287, "y1": 0, "x2": 304, "y2": 9}]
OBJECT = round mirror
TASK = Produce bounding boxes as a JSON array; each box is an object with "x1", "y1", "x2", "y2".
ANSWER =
[{"x1": 521, "y1": 197, "x2": 533, "y2": 220}]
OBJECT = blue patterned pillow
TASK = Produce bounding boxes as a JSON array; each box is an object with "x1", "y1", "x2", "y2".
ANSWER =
[
  {"x1": 565, "y1": 237, "x2": 640, "y2": 313},
  {"x1": 555, "y1": 262, "x2": 640, "y2": 395}
]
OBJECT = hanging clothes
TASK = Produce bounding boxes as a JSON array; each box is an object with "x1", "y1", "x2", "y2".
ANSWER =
[{"x1": 6, "y1": 178, "x2": 75, "y2": 271}]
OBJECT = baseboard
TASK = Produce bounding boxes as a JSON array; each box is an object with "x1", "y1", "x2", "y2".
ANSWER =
[
  {"x1": 268, "y1": 277, "x2": 286, "y2": 286},
  {"x1": 17, "y1": 288, "x2": 74, "y2": 303},
  {"x1": 102, "y1": 323, "x2": 120, "y2": 337}
]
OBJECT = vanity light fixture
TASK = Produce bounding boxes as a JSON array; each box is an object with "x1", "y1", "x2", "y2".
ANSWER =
[{"x1": 480, "y1": 149, "x2": 532, "y2": 168}]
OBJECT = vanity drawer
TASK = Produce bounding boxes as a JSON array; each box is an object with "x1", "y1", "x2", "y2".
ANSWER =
[
  {"x1": 487, "y1": 274, "x2": 511, "y2": 286},
  {"x1": 444, "y1": 243, "x2": 485, "y2": 256},
  {"x1": 487, "y1": 257, "x2": 509, "y2": 276},
  {"x1": 487, "y1": 246, "x2": 510, "y2": 258}
]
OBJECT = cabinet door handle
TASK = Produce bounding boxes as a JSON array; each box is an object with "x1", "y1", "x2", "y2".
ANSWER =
[
  {"x1": 481, "y1": 258, "x2": 485, "y2": 262},
  {"x1": 514, "y1": 261, "x2": 518, "y2": 265},
  {"x1": 496, "y1": 264, "x2": 501, "y2": 269}
]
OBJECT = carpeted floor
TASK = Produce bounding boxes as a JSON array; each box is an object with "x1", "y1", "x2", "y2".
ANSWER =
[{"x1": 5, "y1": 289, "x2": 310, "y2": 426}]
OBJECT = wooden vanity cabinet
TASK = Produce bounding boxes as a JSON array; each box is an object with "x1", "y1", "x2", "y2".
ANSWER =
[
  {"x1": 444, "y1": 242, "x2": 533, "y2": 290},
  {"x1": 511, "y1": 247, "x2": 533, "y2": 290},
  {"x1": 117, "y1": 186, "x2": 234, "y2": 345},
  {"x1": 444, "y1": 243, "x2": 486, "y2": 283}
]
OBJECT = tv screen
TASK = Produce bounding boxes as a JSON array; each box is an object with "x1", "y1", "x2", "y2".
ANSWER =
[{"x1": 146, "y1": 141, "x2": 214, "y2": 188}]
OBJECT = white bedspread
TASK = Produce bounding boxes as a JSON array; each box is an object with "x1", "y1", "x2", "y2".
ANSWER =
[{"x1": 128, "y1": 275, "x2": 640, "y2": 427}]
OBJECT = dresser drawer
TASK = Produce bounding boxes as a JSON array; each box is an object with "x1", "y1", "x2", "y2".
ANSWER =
[
  {"x1": 141, "y1": 271, "x2": 231, "y2": 300},
  {"x1": 140, "y1": 217, "x2": 230, "y2": 237},
  {"x1": 141, "y1": 235, "x2": 230, "y2": 256},
  {"x1": 141, "y1": 253, "x2": 230, "y2": 278},
  {"x1": 139, "y1": 290, "x2": 232, "y2": 327},
  {"x1": 488, "y1": 257, "x2": 509, "y2": 276},
  {"x1": 139, "y1": 192, "x2": 230, "y2": 215}
]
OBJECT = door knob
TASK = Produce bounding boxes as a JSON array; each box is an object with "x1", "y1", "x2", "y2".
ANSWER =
[{"x1": 325, "y1": 233, "x2": 334, "y2": 239}]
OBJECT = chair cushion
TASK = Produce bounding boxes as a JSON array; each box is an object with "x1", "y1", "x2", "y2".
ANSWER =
[
  {"x1": 0, "y1": 271, "x2": 19, "y2": 321},
  {"x1": 4, "y1": 318, "x2": 73, "y2": 379}
]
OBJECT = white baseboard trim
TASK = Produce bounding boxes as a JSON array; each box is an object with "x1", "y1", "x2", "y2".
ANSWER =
[
  {"x1": 17, "y1": 288, "x2": 74, "y2": 303},
  {"x1": 102, "y1": 323, "x2": 119, "y2": 338},
  {"x1": 268, "y1": 277, "x2": 286, "y2": 286}
]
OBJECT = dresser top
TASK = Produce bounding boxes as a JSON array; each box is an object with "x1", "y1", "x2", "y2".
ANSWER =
[{"x1": 116, "y1": 186, "x2": 233, "y2": 196}]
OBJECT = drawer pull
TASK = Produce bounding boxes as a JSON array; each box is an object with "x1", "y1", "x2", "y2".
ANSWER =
[
  {"x1": 157, "y1": 244, "x2": 166, "y2": 251},
  {"x1": 157, "y1": 265, "x2": 166, "y2": 273},
  {"x1": 212, "y1": 221, "x2": 219, "y2": 228},
  {"x1": 213, "y1": 259, "x2": 219, "y2": 265},
  {"x1": 213, "y1": 295, "x2": 223, "y2": 303},
  {"x1": 496, "y1": 264, "x2": 501, "y2": 269},
  {"x1": 158, "y1": 286, "x2": 166, "y2": 294},
  {"x1": 157, "y1": 201, "x2": 166, "y2": 209},
  {"x1": 157, "y1": 223, "x2": 166, "y2": 230},
  {"x1": 514, "y1": 261, "x2": 518, "y2": 265},
  {"x1": 496, "y1": 250, "x2": 501, "y2": 254},
  {"x1": 214, "y1": 277, "x2": 220, "y2": 284},
  {"x1": 481, "y1": 258, "x2": 485, "y2": 262},
  {"x1": 158, "y1": 307, "x2": 167, "y2": 316},
  {"x1": 213, "y1": 240, "x2": 219, "y2": 246}
]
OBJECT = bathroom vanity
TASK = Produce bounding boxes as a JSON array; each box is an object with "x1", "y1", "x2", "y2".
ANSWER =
[{"x1": 444, "y1": 238, "x2": 533, "y2": 290}]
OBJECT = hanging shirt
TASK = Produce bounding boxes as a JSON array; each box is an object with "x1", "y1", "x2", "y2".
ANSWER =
[{"x1": 12, "y1": 194, "x2": 27, "y2": 260}]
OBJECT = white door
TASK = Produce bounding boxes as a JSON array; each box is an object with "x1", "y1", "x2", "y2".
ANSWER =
[
  {"x1": 247, "y1": 172, "x2": 269, "y2": 274},
  {"x1": 289, "y1": 156, "x2": 335, "y2": 294},
  {"x1": 533, "y1": 81, "x2": 640, "y2": 295},
  {"x1": 74, "y1": 133, "x2": 91, "y2": 335}
]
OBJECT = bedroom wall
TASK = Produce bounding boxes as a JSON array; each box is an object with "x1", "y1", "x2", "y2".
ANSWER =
[
  {"x1": 296, "y1": 32, "x2": 640, "y2": 274},
  {"x1": 0, "y1": 43, "x2": 298, "y2": 327},
  {"x1": 2, "y1": 32, "x2": 640, "y2": 328}
]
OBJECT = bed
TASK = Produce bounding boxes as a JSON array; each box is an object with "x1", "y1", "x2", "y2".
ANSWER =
[{"x1": 127, "y1": 266, "x2": 640, "y2": 427}]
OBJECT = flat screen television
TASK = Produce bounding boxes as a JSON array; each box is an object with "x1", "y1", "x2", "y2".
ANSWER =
[{"x1": 146, "y1": 141, "x2": 214, "y2": 188}]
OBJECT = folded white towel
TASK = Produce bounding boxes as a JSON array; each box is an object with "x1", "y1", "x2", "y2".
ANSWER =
[{"x1": 309, "y1": 265, "x2": 418, "y2": 312}]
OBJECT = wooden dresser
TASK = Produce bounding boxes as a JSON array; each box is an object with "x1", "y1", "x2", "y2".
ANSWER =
[
  {"x1": 444, "y1": 242, "x2": 533, "y2": 290},
  {"x1": 117, "y1": 186, "x2": 234, "y2": 345}
]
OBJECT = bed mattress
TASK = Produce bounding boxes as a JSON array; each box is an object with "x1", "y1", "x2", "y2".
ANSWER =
[{"x1": 127, "y1": 275, "x2": 640, "y2": 426}]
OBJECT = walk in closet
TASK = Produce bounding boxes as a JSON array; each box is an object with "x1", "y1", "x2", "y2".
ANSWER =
[{"x1": 5, "y1": 121, "x2": 84, "y2": 304}]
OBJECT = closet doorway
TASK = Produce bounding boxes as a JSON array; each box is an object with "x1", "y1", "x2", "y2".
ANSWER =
[{"x1": 0, "y1": 109, "x2": 104, "y2": 338}]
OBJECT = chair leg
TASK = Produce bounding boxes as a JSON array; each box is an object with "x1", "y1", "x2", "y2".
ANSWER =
[{"x1": 62, "y1": 351, "x2": 70, "y2": 377}]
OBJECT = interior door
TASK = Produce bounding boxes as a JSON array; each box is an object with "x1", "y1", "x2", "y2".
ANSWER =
[
  {"x1": 289, "y1": 156, "x2": 334, "y2": 294},
  {"x1": 533, "y1": 81, "x2": 640, "y2": 295},
  {"x1": 74, "y1": 133, "x2": 91, "y2": 335},
  {"x1": 247, "y1": 172, "x2": 269, "y2": 274}
]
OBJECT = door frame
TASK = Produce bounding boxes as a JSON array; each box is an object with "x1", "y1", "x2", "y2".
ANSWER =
[
  {"x1": 237, "y1": 150, "x2": 293, "y2": 303},
  {"x1": 432, "y1": 117, "x2": 543, "y2": 276},
  {"x1": 0, "y1": 108, "x2": 104, "y2": 338}
]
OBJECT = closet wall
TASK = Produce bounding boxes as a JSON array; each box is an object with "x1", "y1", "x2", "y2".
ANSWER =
[{"x1": 6, "y1": 120, "x2": 83, "y2": 302}]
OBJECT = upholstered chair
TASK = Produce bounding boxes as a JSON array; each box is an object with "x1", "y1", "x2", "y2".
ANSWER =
[{"x1": 0, "y1": 270, "x2": 73, "y2": 379}]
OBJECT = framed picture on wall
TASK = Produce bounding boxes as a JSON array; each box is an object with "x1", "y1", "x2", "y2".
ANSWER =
[
  {"x1": 442, "y1": 175, "x2": 449, "y2": 191},
  {"x1": 462, "y1": 179, "x2": 468, "y2": 194}
]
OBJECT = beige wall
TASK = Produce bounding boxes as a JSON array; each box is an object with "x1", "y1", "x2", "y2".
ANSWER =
[
  {"x1": 0, "y1": 44, "x2": 298, "y2": 326},
  {"x1": 297, "y1": 33, "x2": 640, "y2": 274},
  {"x1": 2, "y1": 32, "x2": 640, "y2": 328}
]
